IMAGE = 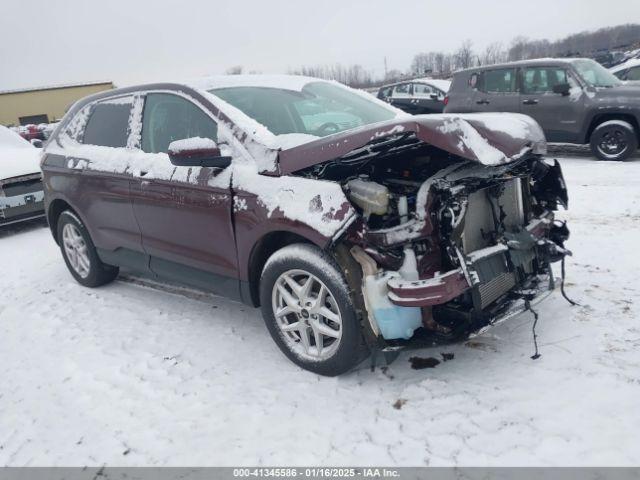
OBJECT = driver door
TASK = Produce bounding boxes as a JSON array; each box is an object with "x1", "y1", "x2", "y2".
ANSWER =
[
  {"x1": 129, "y1": 91, "x2": 239, "y2": 297},
  {"x1": 519, "y1": 66, "x2": 586, "y2": 142}
]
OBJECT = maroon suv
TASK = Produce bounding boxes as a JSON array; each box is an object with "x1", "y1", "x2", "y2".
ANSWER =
[{"x1": 42, "y1": 75, "x2": 570, "y2": 375}]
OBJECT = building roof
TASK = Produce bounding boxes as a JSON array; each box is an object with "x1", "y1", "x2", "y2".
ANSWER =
[{"x1": 0, "y1": 81, "x2": 113, "y2": 96}]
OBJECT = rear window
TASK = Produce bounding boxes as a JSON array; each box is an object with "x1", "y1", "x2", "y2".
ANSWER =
[
  {"x1": 482, "y1": 68, "x2": 517, "y2": 93},
  {"x1": 82, "y1": 98, "x2": 133, "y2": 148}
]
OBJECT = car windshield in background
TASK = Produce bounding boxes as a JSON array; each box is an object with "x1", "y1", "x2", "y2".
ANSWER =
[
  {"x1": 210, "y1": 82, "x2": 396, "y2": 137},
  {"x1": 572, "y1": 59, "x2": 622, "y2": 88}
]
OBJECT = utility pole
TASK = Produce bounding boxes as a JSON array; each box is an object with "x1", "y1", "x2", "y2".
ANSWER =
[{"x1": 384, "y1": 56, "x2": 388, "y2": 79}]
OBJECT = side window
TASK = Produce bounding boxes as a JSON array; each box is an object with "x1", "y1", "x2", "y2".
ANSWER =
[
  {"x1": 481, "y1": 68, "x2": 517, "y2": 93},
  {"x1": 412, "y1": 83, "x2": 436, "y2": 97},
  {"x1": 378, "y1": 86, "x2": 392, "y2": 99},
  {"x1": 627, "y1": 67, "x2": 640, "y2": 81},
  {"x1": 82, "y1": 97, "x2": 133, "y2": 148},
  {"x1": 522, "y1": 67, "x2": 572, "y2": 94},
  {"x1": 391, "y1": 83, "x2": 411, "y2": 97},
  {"x1": 141, "y1": 93, "x2": 218, "y2": 154}
]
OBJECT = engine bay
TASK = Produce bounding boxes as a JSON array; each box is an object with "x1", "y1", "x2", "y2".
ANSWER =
[{"x1": 299, "y1": 143, "x2": 571, "y2": 344}]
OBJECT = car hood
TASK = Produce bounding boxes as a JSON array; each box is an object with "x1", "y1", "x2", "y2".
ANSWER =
[
  {"x1": 276, "y1": 113, "x2": 546, "y2": 175},
  {"x1": 594, "y1": 83, "x2": 640, "y2": 100},
  {"x1": 1, "y1": 147, "x2": 42, "y2": 180}
]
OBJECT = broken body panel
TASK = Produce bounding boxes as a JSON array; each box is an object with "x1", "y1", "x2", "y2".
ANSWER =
[{"x1": 283, "y1": 117, "x2": 569, "y2": 345}]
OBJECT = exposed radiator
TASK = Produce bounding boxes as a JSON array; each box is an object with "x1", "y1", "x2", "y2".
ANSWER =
[{"x1": 477, "y1": 271, "x2": 516, "y2": 309}]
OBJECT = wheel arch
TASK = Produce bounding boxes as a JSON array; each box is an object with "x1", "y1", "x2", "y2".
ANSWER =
[
  {"x1": 47, "y1": 198, "x2": 80, "y2": 244},
  {"x1": 246, "y1": 231, "x2": 319, "y2": 307},
  {"x1": 585, "y1": 112, "x2": 640, "y2": 144}
]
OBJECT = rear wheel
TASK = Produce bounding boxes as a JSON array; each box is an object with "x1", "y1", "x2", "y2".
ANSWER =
[
  {"x1": 259, "y1": 244, "x2": 368, "y2": 376},
  {"x1": 57, "y1": 211, "x2": 119, "y2": 287},
  {"x1": 590, "y1": 120, "x2": 638, "y2": 161}
]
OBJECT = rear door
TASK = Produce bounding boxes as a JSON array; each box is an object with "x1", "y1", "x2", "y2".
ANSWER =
[
  {"x1": 473, "y1": 67, "x2": 520, "y2": 113},
  {"x1": 387, "y1": 82, "x2": 416, "y2": 113},
  {"x1": 519, "y1": 66, "x2": 585, "y2": 142},
  {"x1": 129, "y1": 91, "x2": 239, "y2": 296},
  {"x1": 410, "y1": 82, "x2": 444, "y2": 113},
  {"x1": 60, "y1": 96, "x2": 143, "y2": 260}
]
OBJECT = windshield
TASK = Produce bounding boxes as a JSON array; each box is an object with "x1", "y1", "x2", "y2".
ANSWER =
[
  {"x1": 572, "y1": 59, "x2": 622, "y2": 88},
  {"x1": 209, "y1": 82, "x2": 397, "y2": 137}
]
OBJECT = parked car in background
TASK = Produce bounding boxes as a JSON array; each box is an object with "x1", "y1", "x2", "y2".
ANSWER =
[
  {"x1": 445, "y1": 58, "x2": 640, "y2": 161},
  {"x1": 38, "y1": 122, "x2": 60, "y2": 140},
  {"x1": 42, "y1": 75, "x2": 570, "y2": 375},
  {"x1": 0, "y1": 125, "x2": 45, "y2": 226},
  {"x1": 377, "y1": 78, "x2": 451, "y2": 114},
  {"x1": 18, "y1": 124, "x2": 45, "y2": 142},
  {"x1": 610, "y1": 58, "x2": 640, "y2": 83}
]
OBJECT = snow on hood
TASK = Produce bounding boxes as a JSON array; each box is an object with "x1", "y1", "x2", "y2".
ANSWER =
[
  {"x1": 0, "y1": 125, "x2": 32, "y2": 149},
  {"x1": 277, "y1": 113, "x2": 547, "y2": 174},
  {"x1": 1, "y1": 147, "x2": 42, "y2": 180},
  {"x1": 0, "y1": 126, "x2": 41, "y2": 179}
]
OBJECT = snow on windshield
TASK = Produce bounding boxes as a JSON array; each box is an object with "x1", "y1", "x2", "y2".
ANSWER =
[{"x1": 209, "y1": 82, "x2": 398, "y2": 141}]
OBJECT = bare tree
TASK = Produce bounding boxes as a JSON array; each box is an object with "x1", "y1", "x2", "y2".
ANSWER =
[
  {"x1": 480, "y1": 42, "x2": 506, "y2": 66},
  {"x1": 290, "y1": 63, "x2": 375, "y2": 88},
  {"x1": 455, "y1": 40, "x2": 475, "y2": 69}
]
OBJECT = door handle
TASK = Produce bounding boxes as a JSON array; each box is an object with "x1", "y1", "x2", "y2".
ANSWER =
[
  {"x1": 522, "y1": 99, "x2": 539, "y2": 105},
  {"x1": 476, "y1": 99, "x2": 490, "y2": 105}
]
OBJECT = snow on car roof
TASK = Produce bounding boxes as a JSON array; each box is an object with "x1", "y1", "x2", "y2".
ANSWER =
[
  {"x1": 187, "y1": 74, "x2": 322, "y2": 92},
  {"x1": 412, "y1": 78, "x2": 452, "y2": 92},
  {"x1": 610, "y1": 57, "x2": 640, "y2": 73}
]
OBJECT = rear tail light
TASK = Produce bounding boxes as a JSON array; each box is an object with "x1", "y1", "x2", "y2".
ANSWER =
[{"x1": 443, "y1": 96, "x2": 449, "y2": 106}]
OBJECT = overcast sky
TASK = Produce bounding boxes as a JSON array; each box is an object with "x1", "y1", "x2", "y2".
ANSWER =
[{"x1": 1, "y1": 0, "x2": 639, "y2": 90}]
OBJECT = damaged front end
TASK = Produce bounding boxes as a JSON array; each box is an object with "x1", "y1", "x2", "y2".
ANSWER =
[{"x1": 298, "y1": 125, "x2": 571, "y2": 350}]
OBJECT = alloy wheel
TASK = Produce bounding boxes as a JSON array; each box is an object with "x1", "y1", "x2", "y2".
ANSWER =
[
  {"x1": 271, "y1": 269, "x2": 343, "y2": 361},
  {"x1": 62, "y1": 223, "x2": 91, "y2": 278}
]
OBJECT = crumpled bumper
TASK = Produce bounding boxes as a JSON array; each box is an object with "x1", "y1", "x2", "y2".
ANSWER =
[{"x1": 385, "y1": 212, "x2": 568, "y2": 309}]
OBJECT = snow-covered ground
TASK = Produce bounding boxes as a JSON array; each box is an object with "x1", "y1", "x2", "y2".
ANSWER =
[{"x1": 1, "y1": 154, "x2": 639, "y2": 466}]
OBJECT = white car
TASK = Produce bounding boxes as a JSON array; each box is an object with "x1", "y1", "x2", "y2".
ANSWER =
[
  {"x1": 610, "y1": 58, "x2": 640, "y2": 84},
  {"x1": 0, "y1": 125, "x2": 45, "y2": 226}
]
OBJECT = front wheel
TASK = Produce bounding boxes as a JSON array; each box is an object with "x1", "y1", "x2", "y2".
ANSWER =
[
  {"x1": 57, "y1": 210, "x2": 119, "y2": 287},
  {"x1": 259, "y1": 244, "x2": 368, "y2": 376},
  {"x1": 590, "y1": 120, "x2": 638, "y2": 161}
]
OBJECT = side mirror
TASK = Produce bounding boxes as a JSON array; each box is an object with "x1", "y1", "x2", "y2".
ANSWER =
[
  {"x1": 30, "y1": 139, "x2": 43, "y2": 148},
  {"x1": 552, "y1": 83, "x2": 571, "y2": 96},
  {"x1": 168, "y1": 137, "x2": 232, "y2": 169}
]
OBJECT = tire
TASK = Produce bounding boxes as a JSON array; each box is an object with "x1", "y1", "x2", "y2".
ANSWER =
[
  {"x1": 259, "y1": 243, "x2": 368, "y2": 376},
  {"x1": 57, "y1": 210, "x2": 119, "y2": 287},
  {"x1": 589, "y1": 120, "x2": 638, "y2": 161}
]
